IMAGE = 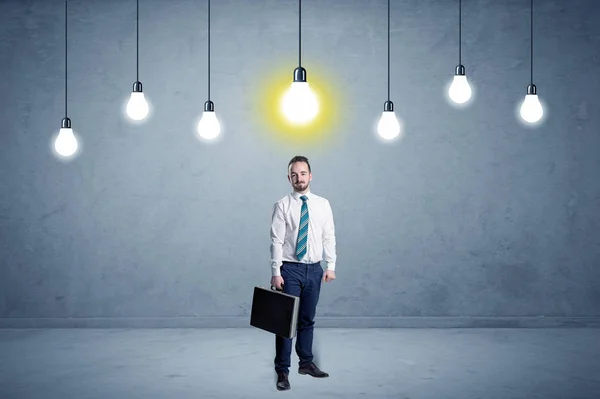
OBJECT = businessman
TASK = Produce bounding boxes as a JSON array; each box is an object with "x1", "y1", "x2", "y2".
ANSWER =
[{"x1": 269, "y1": 155, "x2": 337, "y2": 391}]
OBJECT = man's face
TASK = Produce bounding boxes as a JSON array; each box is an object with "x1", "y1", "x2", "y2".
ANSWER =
[{"x1": 288, "y1": 162, "x2": 312, "y2": 193}]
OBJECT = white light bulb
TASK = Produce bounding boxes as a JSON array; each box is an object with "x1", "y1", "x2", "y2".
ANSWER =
[
  {"x1": 448, "y1": 74, "x2": 472, "y2": 104},
  {"x1": 377, "y1": 110, "x2": 401, "y2": 140},
  {"x1": 197, "y1": 110, "x2": 221, "y2": 140},
  {"x1": 281, "y1": 81, "x2": 319, "y2": 124},
  {"x1": 54, "y1": 127, "x2": 78, "y2": 157},
  {"x1": 126, "y1": 91, "x2": 149, "y2": 121},
  {"x1": 519, "y1": 94, "x2": 543, "y2": 123}
]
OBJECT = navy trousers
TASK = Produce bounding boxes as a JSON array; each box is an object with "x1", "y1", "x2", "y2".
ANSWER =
[{"x1": 274, "y1": 261, "x2": 323, "y2": 374}]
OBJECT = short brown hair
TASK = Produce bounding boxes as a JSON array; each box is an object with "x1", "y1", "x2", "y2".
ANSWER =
[{"x1": 288, "y1": 155, "x2": 311, "y2": 173}]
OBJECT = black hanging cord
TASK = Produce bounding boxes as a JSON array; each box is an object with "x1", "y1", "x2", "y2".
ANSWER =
[
  {"x1": 208, "y1": 0, "x2": 211, "y2": 101},
  {"x1": 459, "y1": 0, "x2": 462, "y2": 65},
  {"x1": 530, "y1": 0, "x2": 533, "y2": 84},
  {"x1": 65, "y1": 0, "x2": 68, "y2": 119},
  {"x1": 387, "y1": 0, "x2": 390, "y2": 102},
  {"x1": 298, "y1": 0, "x2": 301, "y2": 67},
  {"x1": 136, "y1": 0, "x2": 139, "y2": 82}
]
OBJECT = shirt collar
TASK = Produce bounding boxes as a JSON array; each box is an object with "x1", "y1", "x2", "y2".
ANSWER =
[{"x1": 291, "y1": 190, "x2": 311, "y2": 201}]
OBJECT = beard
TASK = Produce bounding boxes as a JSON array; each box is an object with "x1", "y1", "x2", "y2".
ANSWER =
[{"x1": 294, "y1": 181, "x2": 308, "y2": 191}]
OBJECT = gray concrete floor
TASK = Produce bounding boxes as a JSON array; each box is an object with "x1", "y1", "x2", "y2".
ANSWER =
[{"x1": 1, "y1": 328, "x2": 599, "y2": 399}]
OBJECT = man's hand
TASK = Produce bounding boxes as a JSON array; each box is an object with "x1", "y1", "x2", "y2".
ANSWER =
[
  {"x1": 323, "y1": 270, "x2": 336, "y2": 283},
  {"x1": 271, "y1": 275, "x2": 284, "y2": 290}
]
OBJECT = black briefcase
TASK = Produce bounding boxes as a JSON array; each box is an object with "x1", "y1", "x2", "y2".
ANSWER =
[{"x1": 250, "y1": 285, "x2": 300, "y2": 339}]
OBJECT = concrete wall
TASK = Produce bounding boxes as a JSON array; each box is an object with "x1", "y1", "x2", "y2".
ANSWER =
[{"x1": 1, "y1": 0, "x2": 599, "y2": 327}]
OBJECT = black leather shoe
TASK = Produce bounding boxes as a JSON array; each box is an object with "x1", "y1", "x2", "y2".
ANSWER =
[
  {"x1": 298, "y1": 363, "x2": 329, "y2": 378},
  {"x1": 276, "y1": 372, "x2": 290, "y2": 391}
]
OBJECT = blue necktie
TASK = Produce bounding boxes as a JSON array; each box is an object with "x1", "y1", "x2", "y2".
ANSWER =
[{"x1": 295, "y1": 195, "x2": 309, "y2": 261}]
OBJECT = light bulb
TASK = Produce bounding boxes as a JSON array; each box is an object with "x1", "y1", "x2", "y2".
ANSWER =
[
  {"x1": 377, "y1": 110, "x2": 401, "y2": 140},
  {"x1": 519, "y1": 83, "x2": 543, "y2": 124},
  {"x1": 448, "y1": 65, "x2": 472, "y2": 105},
  {"x1": 55, "y1": 127, "x2": 78, "y2": 157},
  {"x1": 126, "y1": 82, "x2": 149, "y2": 121},
  {"x1": 281, "y1": 81, "x2": 319, "y2": 124},
  {"x1": 520, "y1": 94, "x2": 543, "y2": 123},
  {"x1": 197, "y1": 110, "x2": 220, "y2": 140},
  {"x1": 126, "y1": 91, "x2": 149, "y2": 121},
  {"x1": 449, "y1": 75, "x2": 472, "y2": 104}
]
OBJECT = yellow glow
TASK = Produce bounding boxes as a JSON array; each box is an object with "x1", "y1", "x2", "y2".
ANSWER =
[{"x1": 252, "y1": 64, "x2": 342, "y2": 149}]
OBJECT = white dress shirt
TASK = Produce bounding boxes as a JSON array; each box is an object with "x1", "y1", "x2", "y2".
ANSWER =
[{"x1": 270, "y1": 190, "x2": 336, "y2": 277}]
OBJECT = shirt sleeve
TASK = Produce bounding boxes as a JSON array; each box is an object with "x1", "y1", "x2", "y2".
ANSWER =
[
  {"x1": 270, "y1": 201, "x2": 285, "y2": 277},
  {"x1": 322, "y1": 199, "x2": 337, "y2": 271}
]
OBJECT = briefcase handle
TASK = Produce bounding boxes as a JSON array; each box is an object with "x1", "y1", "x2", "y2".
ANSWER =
[{"x1": 270, "y1": 285, "x2": 284, "y2": 292}]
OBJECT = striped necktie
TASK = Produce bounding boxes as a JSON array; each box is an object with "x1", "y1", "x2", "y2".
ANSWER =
[{"x1": 295, "y1": 195, "x2": 309, "y2": 261}]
